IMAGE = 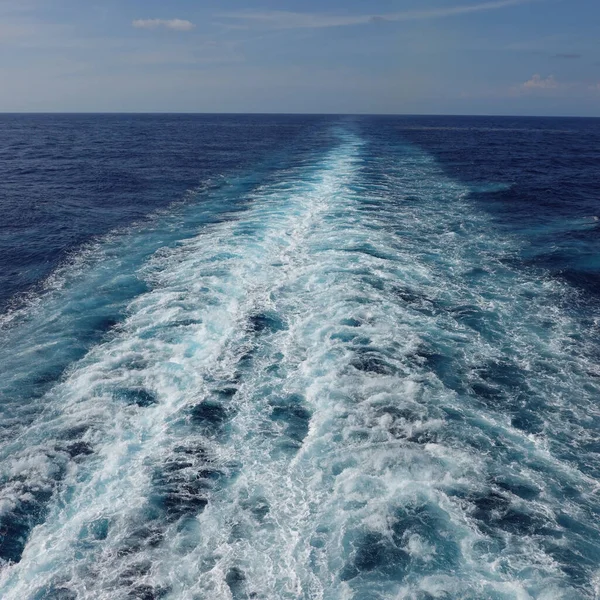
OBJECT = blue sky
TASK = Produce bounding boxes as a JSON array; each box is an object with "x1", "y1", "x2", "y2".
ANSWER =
[{"x1": 0, "y1": 0, "x2": 598, "y2": 115}]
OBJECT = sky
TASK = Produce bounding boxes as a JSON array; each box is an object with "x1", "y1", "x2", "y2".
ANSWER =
[{"x1": 0, "y1": 0, "x2": 598, "y2": 115}]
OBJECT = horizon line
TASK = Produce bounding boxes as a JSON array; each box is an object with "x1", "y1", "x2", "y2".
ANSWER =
[{"x1": 0, "y1": 111, "x2": 597, "y2": 119}]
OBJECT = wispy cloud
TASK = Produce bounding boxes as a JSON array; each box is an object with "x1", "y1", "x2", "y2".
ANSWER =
[
  {"x1": 522, "y1": 74, "x2": 558, "y2": 89},
  {"x1": 132, "y1": 19, "x2": 195, "y2": 32},
  {"x1": 552, "y1": 53, "x2": 581, "y2": 59},
  {"x1": 511, "y1": 76, "x2": 600, "y2": 98},
  {"x1": 218, "y1": 0, "x2": 540, "y2": 30}
]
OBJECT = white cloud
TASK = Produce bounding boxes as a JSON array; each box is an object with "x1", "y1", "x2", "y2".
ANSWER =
[
  {"x1": 512, "y1": 77, "x2": 600, "y2": 98},
  {"x1": 132, "y1": 19, "x2": 195, "y2": 32},
  {"x1": 218, "y1": 0, "x2": 540, "y2": 30},
  {"x1": 522, "y1": 74, "x2": 558, "y2": 89}
]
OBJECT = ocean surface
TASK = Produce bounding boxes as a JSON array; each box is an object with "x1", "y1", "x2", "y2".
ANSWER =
[{"x1": 0, "y1": 114, "x2": 599, "y2": 600}]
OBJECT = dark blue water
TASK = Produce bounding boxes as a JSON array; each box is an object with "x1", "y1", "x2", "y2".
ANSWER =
[
  {"x1": 0, "y1": 114, "x2": 335, "y2": 310},
  {"x1": 0, "y1": 115, "x2": 599, "y2": 599}
]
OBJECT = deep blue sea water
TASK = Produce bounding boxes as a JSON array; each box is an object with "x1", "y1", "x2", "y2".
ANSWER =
[{"x1": 0, "y1": 114, "x2": 599, "y2": 599}]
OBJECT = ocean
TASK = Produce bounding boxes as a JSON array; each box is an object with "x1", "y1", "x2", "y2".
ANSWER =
[{"x1": 0, "y1": 114, "x2": 598, "y2": 599}]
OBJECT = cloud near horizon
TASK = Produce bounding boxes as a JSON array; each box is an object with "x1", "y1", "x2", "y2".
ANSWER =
[
  {"x1": 522, "y1": 74, "x2": 558, "y2": 89},
  {"x1": 132, "y1": 19, "x2": 195, "y2": 32},
  {"x1": 218, "y1": 0, "x2": 541, "y2": 30}
]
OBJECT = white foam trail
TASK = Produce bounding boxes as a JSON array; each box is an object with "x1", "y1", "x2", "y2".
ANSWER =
[{"x1": 0, "y1": 130, "x2": 598, "y2": 599}]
